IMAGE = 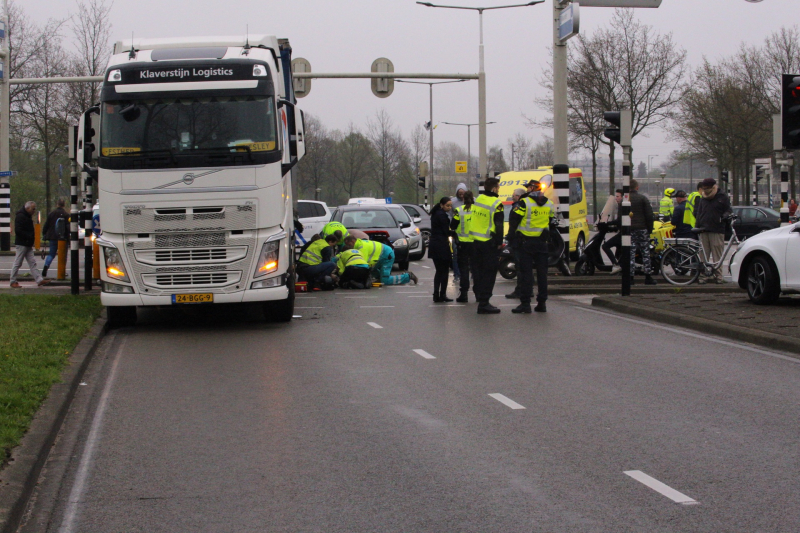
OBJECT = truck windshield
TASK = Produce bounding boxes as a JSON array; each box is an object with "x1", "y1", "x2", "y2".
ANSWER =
[{"x1": 101, "y1": 95, "x2": 277, "y2": 158}]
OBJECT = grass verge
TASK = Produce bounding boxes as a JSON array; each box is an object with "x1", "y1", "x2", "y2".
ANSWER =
[{"x1": 0, "y1": 294, "x2": 103, "y2": 464}]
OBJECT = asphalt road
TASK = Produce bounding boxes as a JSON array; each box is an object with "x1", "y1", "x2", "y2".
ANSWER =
[{"x1": 20, "y1": 257, "x2": 800, "y2": 532}]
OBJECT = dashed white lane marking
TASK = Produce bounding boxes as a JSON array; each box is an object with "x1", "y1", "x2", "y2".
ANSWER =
[
  {"x1": 428, "y1": 304, "x2": 464, "y2": 307},
  {"x1": 367, "y1": 322, "x2": 383, "y2": 329},
  {"x1": 295, "y1": 307, "x2": 323, "y2": 309},
  {"x1": 624, "y1": 471, "x2": 698, "y2": 505},
  {"x1": 60, "y1": 334, "x2": 126, "y2": 533},
  {"x1": 409, "y1": 295, "x2": 432, "y2": 298},
  {"x1": 576, "y1": 306, "x2": 800, "y2": 364},
  {"x1": 488, "y1": 393, "x2": 526, "y2": 410},
  {"x1": 345, "y1": 296, "x2": 377, "y2": 299},
  {"x1": 413, "y1": 349, "x2": 436, "y2": 359},
  {"x1": 360, "y1": 305, "x2": 395, "y2": 308},
  {"x1": 421, "y1": 265, "x2": 432, "y2": 269}
]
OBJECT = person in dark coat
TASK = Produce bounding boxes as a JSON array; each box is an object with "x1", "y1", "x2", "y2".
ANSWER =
[
  {"x1": 41, "y1": 198, "x2": 69, "y2": 277},
  {"x1": 428, "y1": 196, "x2": 454, "y2": 302},
  {"x1": 10, "y1": 201, "x2": 49, "y2": 288},
  {"x1": 694, "y1": 178, "x2": 732, "y2": 283}
]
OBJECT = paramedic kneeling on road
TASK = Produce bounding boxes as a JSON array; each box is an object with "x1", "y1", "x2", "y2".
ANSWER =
[
  {"x1": 506, "y1": 180, "x2": 555, "y2": 314},
  {"x1": 334, "y1": 236, "x2": 372, "y2": 289},
  {"x1": 355, "y1": 237, "x2": 418, "y2": 286},
  {"x1": 296, "y1": 234, "x2": 339, "y2": 289}
]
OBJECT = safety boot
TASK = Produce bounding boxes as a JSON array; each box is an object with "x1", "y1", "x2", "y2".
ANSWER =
[
  {"x1": 534, "y1": 302, "x2": 547, "y2": 313},
  {"x1": 456, "y1": 290, "x2": 468, "y2": 303},
  {"x1": 511, "y1": 303, "x2": 532, "y2": 314},
  {"x1": 477, "y1": 303, "x2": 501, "y2": 314}
]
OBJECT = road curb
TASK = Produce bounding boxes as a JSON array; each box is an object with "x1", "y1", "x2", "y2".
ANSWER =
[
  {"x1": 592, "y1": 296, "x2": 800, "y2": 355},
  {"x1": 0, "y1": 313, "x2": 108, "y2": 533}
]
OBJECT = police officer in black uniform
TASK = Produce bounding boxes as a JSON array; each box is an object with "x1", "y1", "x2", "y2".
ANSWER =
[{"x1": 506, "y1": 180, "x2": 556, "y2": 313}]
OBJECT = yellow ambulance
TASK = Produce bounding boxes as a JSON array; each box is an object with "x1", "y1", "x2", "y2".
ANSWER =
[{"x1": 496, "y1": 167, "x2": 590, "y2": 258}]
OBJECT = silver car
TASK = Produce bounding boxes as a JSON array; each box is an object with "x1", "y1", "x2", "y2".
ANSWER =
[{"x1": 386, "y1": 204, "x2": 425, "y2": 260}]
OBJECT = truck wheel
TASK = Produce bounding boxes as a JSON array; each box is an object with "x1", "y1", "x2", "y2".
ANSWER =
[
  {"x1": 398, "y1": 260, "x2": 410, "y2": 271},
  {"x1": 107, "y1": 306, "x2": 137, "y2": 328},
  {"x1": 263, "y1": 275, "x2": 296, "y2": 322}
]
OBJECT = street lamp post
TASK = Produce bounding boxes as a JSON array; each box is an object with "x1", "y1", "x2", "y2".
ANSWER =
[
  {"x1": 417, "y1": 1, "x2": 543, "y2": 180},
  {"x1": 315, "y1": 188, "x2": 321, "y2": 201},
  {"x1": 442, "y1": 121, "x2": 496, "y2": 186},
  {"x1": 397, "y1": 79, "x2": 467, "y2": 204}
]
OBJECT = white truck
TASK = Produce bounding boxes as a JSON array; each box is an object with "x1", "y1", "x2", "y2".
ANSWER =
[{"x1": 78, "y1": 35, "x2": 306, "y2": 326}]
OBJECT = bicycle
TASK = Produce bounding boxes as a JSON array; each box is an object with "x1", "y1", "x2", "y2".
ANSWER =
[{"x1": 660, "y1": 214, "x2": 739, "y2": 286}]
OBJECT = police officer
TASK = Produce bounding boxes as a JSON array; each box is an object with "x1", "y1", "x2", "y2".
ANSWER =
[
  {"x1": 683, "y1": 182, "x2": 702, "y2": 228},
  {"x1": 470, "y1": 177, "x2": 505, "y2": 314},
  {"x1": 449, "y1": 190, "x2": 474, "y2": 303},
  {"x1": 659, "y1": 188, "x2": 675, "y2": 218},
  {"x1": 507, "y1": 180, "x2": 555, "y2": 313}
]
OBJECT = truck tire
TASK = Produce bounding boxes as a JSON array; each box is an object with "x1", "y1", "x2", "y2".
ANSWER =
[
  {"x1": 263, "y1": 275, "x2": 296, "y2": 322},
  {"x1": 107, "y1": 306, "x2": 137, "y2": 328},
  {"x1": 398, "y1": 260, "x2": 410, "y2": 271}
]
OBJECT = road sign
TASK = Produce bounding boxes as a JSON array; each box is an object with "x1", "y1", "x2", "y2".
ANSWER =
[
  {"x1": 754, "y1": 158, "x2": 772, "y2": 169},
  {"x1": 580, "y1": 0, "x2": 661, "y2": 6},
  {"x1": 371, "y1": 58, "x2": 394, "y2": 98},
  {"x1": 455, "y1": 161, "x2": 467, "y2": 173},
  {"x1": 558, "y1": 2, "x2": 580, "y2": 42},
  {"x1": 291, "y1": 58, "x2": 312, "y2": 98},
  {"x1": 0, "y1": 171, "x2": 14, "y2": 177},
  {"x1": 776, "y1": 159, "x2": 794, "y2": 166}
]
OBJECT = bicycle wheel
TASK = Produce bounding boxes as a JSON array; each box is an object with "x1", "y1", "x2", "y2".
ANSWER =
[{"x1": 660, "y1": 246, "x2": 701, "y2": 286}]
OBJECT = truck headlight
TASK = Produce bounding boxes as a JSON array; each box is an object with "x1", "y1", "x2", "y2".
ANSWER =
[
  {"x1": 103, "y1": 246, "x2": 130, "y2": 282},
  {"x1": 107, "y1": 69, "x2": 122, "y2": 82},
  {"x1": 393, "y1": 238, "x2": 408, "y2": 248},
  {"x1": 254, "y1": 241, "x2": 280, "y2": 277}
]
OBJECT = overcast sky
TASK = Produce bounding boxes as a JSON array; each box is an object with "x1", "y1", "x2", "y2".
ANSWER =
[{"x1": 22, "y1": 0, "x2": 800, "y2": 170}]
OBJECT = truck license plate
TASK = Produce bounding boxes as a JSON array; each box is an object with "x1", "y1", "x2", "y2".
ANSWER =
[{"x1": 172, "y1": 293, "x2": 213, "y2": 304}]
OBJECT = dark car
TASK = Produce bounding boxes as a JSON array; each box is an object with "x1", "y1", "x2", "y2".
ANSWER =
[
  {"x1": 401, "y1": 204, "x2": 431, "y2": 248},
  {"x1": 331, "y1": 205, "x2": 412, "y2": 270},
  {"x1": 726, "y1": 206, "x2": 781, "y2": 240}
]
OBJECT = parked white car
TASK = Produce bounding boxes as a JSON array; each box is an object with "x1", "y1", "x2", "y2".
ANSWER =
[
  {"x1": 296, "y1": 200, "x2": 332, "y2": 243},
  {"x1": 729, "y1": 222, "x2": 800, "y2": 304}
]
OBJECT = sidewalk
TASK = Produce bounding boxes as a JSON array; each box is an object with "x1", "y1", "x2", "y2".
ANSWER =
[{"x1": 592, "y1": 292, "x2": 800, "y2": 354}]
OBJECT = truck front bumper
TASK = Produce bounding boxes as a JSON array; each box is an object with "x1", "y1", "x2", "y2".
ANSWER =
[{"x1": 101, "y1": 285, "x2": 289, "y2": 307}]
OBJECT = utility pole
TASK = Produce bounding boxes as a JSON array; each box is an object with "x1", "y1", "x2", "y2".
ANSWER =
[
  {"x1": 552, "y1": 0, "x2": 568, "y2": 166},
  {"x1": 0, "y1": 0, "x2": 10, "y2": 251}
]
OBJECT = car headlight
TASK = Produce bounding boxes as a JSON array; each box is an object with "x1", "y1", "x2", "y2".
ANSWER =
[
  {"x1": 393, "y1": 238, "x2": 408, "y2": 248},
  {"x1": 103, "y1": 246, "x2": 130, "y2": 282},
  {"x1": 415, "y1": 228, "x2": 420, "y2": 235},
  {"x1": 254, "y1": 241, "x2": 280, "y2": 277}
]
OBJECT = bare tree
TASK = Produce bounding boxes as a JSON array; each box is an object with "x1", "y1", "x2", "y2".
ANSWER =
[
  {"x1": 367, "y1": 109, "x2": 407, "y2": 198},
  {"x1": 331, "y1": 124, "x2": 375, "y2": 202},
  {"x1": 486, "y1": 145, "x2": 508, "y2": 177},
  {"x1": 66, "y1": 0, "x2": 114, "y2": 116},
  {"x1": 530, "y1": 136, "x2": 555, "y2": 169},
  {"x1": 409, "y1": 125, "x2": 428, "y2": 204},
  {"x1": 295, "y1": 113, "x2": 335, "y2": 200},
  {"x1": 507, "y1": 133, "x2": 531, "y2": 171}
]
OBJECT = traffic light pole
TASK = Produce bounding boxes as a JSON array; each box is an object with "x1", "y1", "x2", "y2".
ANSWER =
[
  {"x1": 780, "y1": 163, "x2": 790, "y2": 225},
  {"x1": 621, "y1": 149, "x2": 632, "y2": 296}
]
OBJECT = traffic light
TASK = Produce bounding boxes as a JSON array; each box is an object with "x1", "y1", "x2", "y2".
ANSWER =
[
  {"x1": 603, "y1": 110, "x2": 631, "y2": 146},
  {"x1": 782, "y1": 74, "x2": 800, "y2": 150},
  {"x1": 418, "y1": 176, "x2": 426, "y2": 188},
  {"x1": 755, "y1": 165, "x2": 767, "y2": 182},
  {"x1": 720, "y1": 171, "x2": 729, "y2": 183}
]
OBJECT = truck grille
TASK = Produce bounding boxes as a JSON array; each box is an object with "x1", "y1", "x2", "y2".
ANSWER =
[
  {"x1": 141, "y1": 271, "x2": 241, "y2": 288},
  {"x1": 155, "y1": 233, "x2": 226, "y2": 248},
  {"x1": 133, "y1": 246, "x2": 249, "y2": 266}
]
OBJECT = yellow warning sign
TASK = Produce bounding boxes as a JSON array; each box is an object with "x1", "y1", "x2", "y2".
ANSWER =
[
  {"x1": 455, "y1": 161, "x2": 467, "y2": 173},
  {"x1": 102, "y1": 147, "x2": 141, "y2": 156}
]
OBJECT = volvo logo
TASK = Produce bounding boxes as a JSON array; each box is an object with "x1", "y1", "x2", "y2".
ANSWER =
[{"x1": 155, "y1": 169, "x2": 222, "y2": 190}]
